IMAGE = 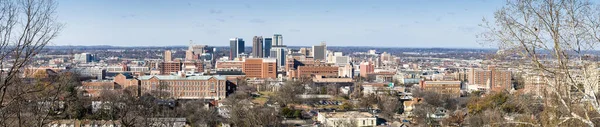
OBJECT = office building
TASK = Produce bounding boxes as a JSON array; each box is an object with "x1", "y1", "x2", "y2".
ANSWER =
[
  {"x1": 264, "y1": 38, "x2": 272, "y2": 57},
  {"x1": 229, "y1": 38, "x2": 244, "y2": 60},
  {"x1": 271, "y1": 46, "x2": 287, "y2": 67},
  {"x1": 285, "y1": 55, "x2": 318, "y2": 72},
  {"x1": 242, "y1": 58, "x2": 277, "y2": 79},
  {"x1": 333, "y1": 56, "x2": 350, "y2": 66},
  {"x1": 273, "y1": 34, "x2": 283, "y2": 46},
  {"x1": 74, "y1": 53, "x2": 94, "y2": 63},
  {"x1": 312, "y1": 42, "x2": 326, "y2": 61},
  {"x1": 252, "y1": 36, "x2": 263, "y2": 58},
  {"x1": 164, "y1": 50, "x2": 172, "y2": 62}
]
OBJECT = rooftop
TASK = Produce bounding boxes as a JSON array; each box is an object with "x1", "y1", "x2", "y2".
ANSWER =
[
  {"x1": 319, "y1": 111, "x2": 375, "y2": 119},
  {"x1": 138, "y1": 75, "x2": 227, "y2": 80}
]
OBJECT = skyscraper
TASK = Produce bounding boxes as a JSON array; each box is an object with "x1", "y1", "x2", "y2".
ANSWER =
[
  {"x1": 271, "y1": 46, "x2": 287, "y2": 67},
  {"x1": 264, "y1": 38, "x2": 272, "y2": 57},
  {"x1": 312, "y1": 42, "x2": 327, "y2": 61},
  {"x1": 185, "y1": 50, "x2": 194, "y2": 61},
  {"x1": 164, "y1": 50, "x2": 172, "y2": 62},
  {"x1": 252, "y1": 36, "x2": 263, "y2": 58},
  {"x1": 229, "y1": 38, "x2": 244, "y2": 60},
  {"x1": 273, "y1": 34, "x2": 283, "y2": 46}
]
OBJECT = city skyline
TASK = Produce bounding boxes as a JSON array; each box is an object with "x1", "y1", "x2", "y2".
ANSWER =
[{"x1": 54, "y1": 0, "x2": 503, "y2": 48}]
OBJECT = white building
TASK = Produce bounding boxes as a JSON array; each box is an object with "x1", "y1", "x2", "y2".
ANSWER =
[{"x1": 317, "y1": 111, "x2": 377, "y2": 127}]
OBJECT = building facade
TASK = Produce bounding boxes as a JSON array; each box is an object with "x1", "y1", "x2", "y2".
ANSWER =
[
  {"x1": 420, "y1": 81, "x2": 461, "y2": 97},
  {"x1": 242, "y1": 58, "x2": 277, "y2": 79},
  {"x1": 467, "y1": 66, "x2": 512, "y2": 92},
  {"x1": 252, "y1": 36, "x2": 263, "y2": 58},
  {"x1": 138, "y1": 75, "x2": 230, "y2": 100},
  {"x1": 312, "y1": 42, "x2": 326, "y2": 61},
  {"x1": 293, "y1": 65, "x2": 339, "y2": 78},
  {"x1": 164, "y1": 50, "x2": 172, "y2": 62},
  {"x1": 264, "y1": 38, "x2": 272, "y2": 58},
  {"x1": 360, "y1": 61, "x2": 374, "y2": 78},
  {"x1": 273, "y1": 34, "x2": 283, "y2": 46},
  {"x1": 229, "y1": 38, "x2": 244, "y2": 60}
]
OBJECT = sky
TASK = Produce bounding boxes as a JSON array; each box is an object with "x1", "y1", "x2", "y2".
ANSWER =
[{"x1": 54, "y1": 0, "x2": 505, "y2": 48}]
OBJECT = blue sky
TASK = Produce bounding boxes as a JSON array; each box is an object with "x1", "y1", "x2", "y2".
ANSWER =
[{"x1": 54, "y1": 0, "x2": 504, "y2": 48}]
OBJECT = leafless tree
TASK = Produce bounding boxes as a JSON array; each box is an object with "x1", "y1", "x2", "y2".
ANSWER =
[
  {"x1": 273, "y1": 81, "x2": 304, "y2": 106},
  {"x1": 479, "y1": 0, "x2": 600, "y2": 126},
  {"x1": 377, "y1": 96, "x2": 401, "y2": 120},
  {"x1": 0, "y1": 0, "x2": 62, "y2": 126}
]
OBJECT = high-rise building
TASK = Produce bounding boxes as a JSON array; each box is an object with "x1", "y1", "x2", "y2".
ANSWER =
[
  {"x1": 264, "y1": 38, "x2": 272, "y2": 57},
  {"x1": 360, "y1": 61, "x2": 374, "y2": 78},
  {"x1": 468, "y1": 66, "x2": 512, "y2": 92},
  {"x1": 273, "y1": 34, "x2": 283, "y2": 46},
  {"x1": 333, "y1": 56, "x2": 350, "y2": 66},
  {"x1": 242, "y1": 58, "x2": 277, "y2": 79},
  {"x1": 229, "y1": 38, "x2": 245, "y2": 60},
  {"x1": 74, "y1": 53, "x2": 94, "y2": 63},
  {"x1": 299, "y1": 48, "x2": 311, "y2": 56},
  {"x1": 189, "y1": 44, "x2": 207, "y2": 54},
  {"x1": 185, "y1": 50, "x2": 194, "y2": 61},
  {"x1": 312, "y1": 42, "x2": 327, "y2": 61},
  {"x1": 271, "y1": 46, "x2": 287, "y2": 68},
  {"x1": 164, "y1": 50, "x2": 172, "y2": 62},
  {"x1": 252, "y1": 36, "x2": 263, "y2": 58}
]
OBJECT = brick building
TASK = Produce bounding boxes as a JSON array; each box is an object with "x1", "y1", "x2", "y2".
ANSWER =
[
  {"x1": 159, "y1": 61, "x2": 204, "y2": 75},
  {"x1": 420, "y1": 80, "x2": 461, "y2": 97},
  {"x1": 290, "y1": 65, "x2": 339, "y2": 78},
  {"x1": 468, "y1": 66, "x2": 512, "y2": 92},
  {"x1": 360, "y1": 61, "x2": 374, "y2": 78},
  {"x1": 215, "y1": 60, "x2": 244, "y2": 70},
  {"x1": 242, "y1": 58, "x2": 277, "y2": 79},
  {"x1": 137, "y1": 75, "x2": 232, "y2": 100}
]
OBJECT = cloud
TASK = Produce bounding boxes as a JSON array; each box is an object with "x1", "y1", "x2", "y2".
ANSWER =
[
  {"x1": 216, "y1": 19, "x2": 226, "y2": 22},
  {"x1": 249, "y1": 19, "x2": 265, "y2": 24},
  {"x1": 209, "y1": 9, "x2": 223, "y2": 14}
]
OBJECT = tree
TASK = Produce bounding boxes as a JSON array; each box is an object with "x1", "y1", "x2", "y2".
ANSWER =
[
  {"x1": 273, "y1": 81, "x2": 304, "y2": 106},
  {"x1": 479, "y1": 0, "x2": 600, "y2": 126},
  {"x1": 0, "y1": 0, "x2": 62, "y2": 126},
  {"x1": 377, "y1": 96, "x2": 401, "y2": 120}
]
